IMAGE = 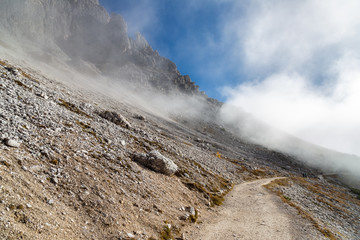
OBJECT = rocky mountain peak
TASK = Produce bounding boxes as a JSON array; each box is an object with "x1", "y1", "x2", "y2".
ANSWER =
[
  {"x1": 0, "y1": 0, "x2": 202, "y2": 95},
  {"x1": 133, "y1": 32, "x2": 150, "y2": 50}
]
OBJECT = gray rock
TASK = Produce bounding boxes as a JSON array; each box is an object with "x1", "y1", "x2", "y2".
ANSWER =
[
  {"x1": 3, "y1": 139, "x2": 20, "y2": 148},
  {"x1": 50, "y1": 177, "x2": 59, "y2": 185},
  {"x1": 179, "y1": 213, "x2": 190, "y2": 220},
  {"x1": 185, "y1": 206, "x2": 196, "y2": 216},
  {"x1": 133, "y1": 114, "x2": 146, "y2": 121},
  {"x1": 98, "y1": 111, "x2": 132, "y2": 129},
  {"x1": 132, "y1": 150, "x2": 178, "y2": 176}
]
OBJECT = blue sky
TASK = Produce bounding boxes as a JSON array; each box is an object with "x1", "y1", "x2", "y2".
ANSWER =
[
  {"x1": 99, "y1": 0, "x2": 360, "y2": 156},
  {"x1": 99, "y1": 0, "x2": 243, "y2": 100}
]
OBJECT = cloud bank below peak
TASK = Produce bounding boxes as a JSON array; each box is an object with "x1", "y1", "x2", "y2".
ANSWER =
[{"x1": 220, "y1": 0, "x2": 360, "y2": 156}]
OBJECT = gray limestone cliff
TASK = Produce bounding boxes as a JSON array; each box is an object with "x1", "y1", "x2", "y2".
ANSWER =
[{"x1": 0, "y1": 0, "x2": 201, "y2": 94}]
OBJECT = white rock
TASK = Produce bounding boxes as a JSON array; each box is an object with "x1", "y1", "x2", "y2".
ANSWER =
[
  {"x1": 127, "y1": 233, "x2": 135, "y2": 238},
  {"x1": 4, "y1": 139, "x2": 20, "y2": 148}
]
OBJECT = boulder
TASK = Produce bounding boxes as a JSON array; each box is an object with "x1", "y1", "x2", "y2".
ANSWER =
[
  {"x1": 4, "y1": 138, "x2": 20, "y2": 148},
  {"x1": 132, "y1": 150, "x2": 178, "y2": 176},
  {"x1": 98, "y1": 111, "x2": 131, "y2": 129}
]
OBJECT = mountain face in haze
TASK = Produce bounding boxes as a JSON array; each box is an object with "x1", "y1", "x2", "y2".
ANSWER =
[{"x1": 0, "y1": 0, "x2": 200, "y2": 94}]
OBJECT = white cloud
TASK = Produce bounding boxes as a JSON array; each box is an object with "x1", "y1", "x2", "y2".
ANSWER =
[
  {"x1": 241, "y1": 0, "x2": 360, "y2": 71},
  {"x1": 224, "y1": 54, "x2": 360, "y2": 155},
  {"x1": 221, "y1": 0, "x2": 360, "y2": 156}
]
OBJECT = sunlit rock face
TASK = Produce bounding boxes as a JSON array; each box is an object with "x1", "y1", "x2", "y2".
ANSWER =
[{"x1": 0, "y1": 0, "x2": 200, "y2": 94}]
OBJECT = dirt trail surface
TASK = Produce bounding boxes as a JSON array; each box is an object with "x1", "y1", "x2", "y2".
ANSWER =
[{"x1": 187, "y1": 178, "x2": 326, "y2": 240}]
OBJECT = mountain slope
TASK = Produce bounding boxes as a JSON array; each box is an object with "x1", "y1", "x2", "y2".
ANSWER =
[
  {"x1": 1, "y1": 57, "x2": 359, "y2": 239},
  {"x1": 0, "y1": 1, "x2": 360, "y2": 239}
]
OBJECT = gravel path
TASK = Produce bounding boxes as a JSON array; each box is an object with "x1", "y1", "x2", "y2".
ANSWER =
[{"x1": 188, "y1": 178, "x2": 325, "y2": 240}]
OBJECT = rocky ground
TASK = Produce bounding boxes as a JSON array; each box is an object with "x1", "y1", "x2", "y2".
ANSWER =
[
  {"x1": 1, "y1": 58, "x2": 360, "y2": 240},
  {"x1": 265, "y1": 177, "x2": 360, "y2": 239}
]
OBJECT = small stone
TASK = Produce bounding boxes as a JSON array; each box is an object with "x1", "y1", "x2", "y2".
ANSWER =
[
  {"x1": 4, "y1": 139, "x2": 20, "y2": 148},
  {"x1": 47, "y1": 199, "x2": 54, "y2": 205},
  {"x1": 21, "y1": 166, "x2": 28, "y2": 171},
  {"x1": 50, "y1": 177, "x2": 58, "y2": 185},
  {"x1": 74, "y1": 166, "x2": 81, "y2": 172},
  {"x1": 179, "y1": 213, "x2": 190, "y2": 220},
  {"x1": 185, "y1": 206, "x2": 196, "y2": 216},
  {"x1": 127, "y1": 233, "x2": 135, "y2": 238},
  {"x1": 121, "y1": 140, "x2": 126, "y2": 146},
  {"x1": 134, "y1": 114, "x2": 146, "y2": 120}
]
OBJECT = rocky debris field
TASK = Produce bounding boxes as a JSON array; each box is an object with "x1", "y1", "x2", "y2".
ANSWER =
[
  {"x1": 266, "y1": 177, "x2": 360, "y2": 240},
  {"x1": 0, "y1": 59, "x2": 360, "y2": 240}
]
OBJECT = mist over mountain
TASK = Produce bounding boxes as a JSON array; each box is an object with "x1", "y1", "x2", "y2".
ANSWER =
[{"x1": 0, "y1": 0, "x2": 201, "y2": 95}]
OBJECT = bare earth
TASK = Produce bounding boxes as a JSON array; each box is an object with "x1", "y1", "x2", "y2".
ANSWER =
[{"x1": 187, "y1": 178, "x2": 326, "y2": 240}]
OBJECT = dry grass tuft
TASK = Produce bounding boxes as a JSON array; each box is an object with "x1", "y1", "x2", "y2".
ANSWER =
[
  {"x1": 159, "y1": 225, "x2": 173, "y2": 240},
  {"x1": 59, "y1": 98, "x2": 91, "y2": 118}
]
